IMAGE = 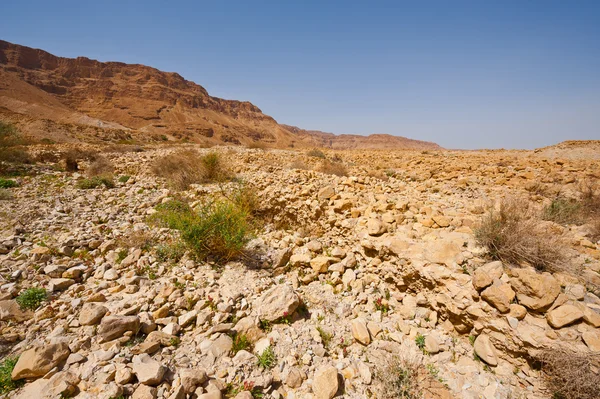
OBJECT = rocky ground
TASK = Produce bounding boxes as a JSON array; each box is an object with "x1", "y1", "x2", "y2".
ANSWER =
[{"x1": 1, "y1": 144, "x2": 600, "y2": 399}]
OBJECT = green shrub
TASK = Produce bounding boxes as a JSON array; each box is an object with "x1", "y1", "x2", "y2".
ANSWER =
[
  {"x1": 307, "y1": 149, "x2": 326, "y2": 158},
  {"x1": 0, "y1": 121, "x2": 23, "y2": 147},
  {"x1": 415, "y1": 333, "x2": 426, "y2": 353},
  {"x1": 118, "y1": 175, "x2": 131, "y2": 183},
  {"x1": 77, "y1": 175, "x2": 115, "y2": 189},
  {"x1": 0, "y1": 356, "x2": 24, "y2": 394},
  {"x1": 151, "y1": 150, "x2": 231, "y2": 190},
  {"x1": 543, "y1": 198, "x2": 582, "y2": 225},
  {"x1": 155, "y1": 241, "x2": 186, "y2": 263},
  {"x1": 149, "y1": 197, "x2": 252, "y2": 262},
  {"x1": 16, "y1": 287, "x2": 48, "y2": 310},
  {"x1": 231, "y1": 332, "x2": 252, "y2": 355},
  {"x1": 0, "y1": 179, "x2": 18, "y2": 188},
  {"x1": 0, "y1": 189, "x2": 13, "y2": 201},
  {"x1": 257, "y1": 346, "x2": 276, "y2": 369},
  {"x1": 316, "y1": 326, "x2": 332, "y2": 347}
]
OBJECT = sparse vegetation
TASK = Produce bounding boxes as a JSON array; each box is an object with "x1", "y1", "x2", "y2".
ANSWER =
[
  {"x1": 539, "y1": 347, "x2": 600, "y2": 399},
  {"x1": 151, "y1": 150, "x2": 232, "y2": 190},
  {"x1": 257, "y1": 346, "x2": 276, "y2": 369},
  {"x1": 231, "y1": 332, "x2": 252, "y2": 354},
  {"x1": 87, "y1": 155, "x2": 114, "y2": 177},
  {"x1": 415, "y1": 333, "x2": 426, "y2": 354},
  {"x1": 475, "y1": 197, "x2": 567, "y2": 272},
  {"x1": 542, "y1": 197, "x2": 582, "y2": 224},
  {"x1": 0, "y1": 178, "x2": 18, "y2": 188},
  {"x1": 0, "y1": 188, "x2": 13, "y2": 200},
  {"x1": 307, "y1": 149, "x2": 326, "y2": 158},
  {"x1": 77, "y1": 175, "x2": 115, "y2": 189},
  {"x1": 16, "y1": 287, "x2": 48, "y2": 310},
  {"x1": 148, "y1": 196, "x2": 252, "y2": 262},
  {"x1": 316, "y1": 326, "x2": 332, "y2": 347},
  {"x1": 375, "y1": 354, "x2": 423, "y2": 399},
  {"x1": 317, "y1": 160, "x2": 348, "y2": 176},
  {"x1": 0, "y1": 356, "x2": 24, "y2": 395}
]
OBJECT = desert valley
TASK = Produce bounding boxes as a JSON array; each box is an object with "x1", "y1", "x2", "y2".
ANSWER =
[{"x1": 0, "y1": 40, "x2": 599, "y2": 399}]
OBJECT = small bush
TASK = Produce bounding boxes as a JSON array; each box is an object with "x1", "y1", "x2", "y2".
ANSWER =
[
  {"x1": 247, "y1": 141, "x2": 269, "y2": 150},
  {"x1": 77, "y1": 175, "x2": 115, "y2": 189},
  {"x1": 539, "y1": 347, "x2": 600, "y2": 399},
  {"x1": 152, "y1": 150, "x2": 231, "y2": 190},
  {"x1": 288, "y1": 160, "x2": 309, "y2": 170},
  {"x1": 543, "y1": 197, "x2": 582, "y2": 225},
  {"x1": 0, "y1": 147, "x2": 32, "y2": 164},
  {"x1": 375, "y1": 354, "x2": 423, "y2": 399},
  {"x1": 16, "y1": 287, "x2": 48, "y2": 310},
  {"x1": 0, "y1": 189, "x2": 13, "y2": 201},
  {"x1": 317, "y1": 160, "x2": 348, "y2": 177},
  {"x1": 87, "y1": 156, "x2": 114, "y2": 177},
  {"x1": 155, "y1": 241, "x2": 186, "y2": 263},
  {"x1": 0, "y1": 356, "x2": 24, "y2": 394},
  {"x1": 257, "y1": 346, "x2": 276, "y2": 369},
  {"x1": 316, "y1": 326, "x2": 332, "y2": 347},
  {"x1": 149, "y1": 197, "x2": 252, "y2": 262},
  {"x1": 0, "y1": 178, "x2": 18, "y2": 188},
  {"x1": 307, "y1": 149, "x2": 326, "y2": 159},
  {"x1": 118, "y1": 175, "x2": 131, "y2": 183},
  {"x1": 231, "y1": 332, "x2": 252, "y2": 354},
  {"x1": 475, "y1": 198, "x2": 567, "y2": 272}
]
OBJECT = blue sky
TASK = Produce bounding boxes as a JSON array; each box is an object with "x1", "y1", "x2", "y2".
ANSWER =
[{"x1": 1, "y1": 1, "x2": 599, "y2": 149}]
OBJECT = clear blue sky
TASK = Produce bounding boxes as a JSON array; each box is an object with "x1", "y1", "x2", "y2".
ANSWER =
[{"x1": 1, "y1": 1, "x2": 599, "y2": 149}]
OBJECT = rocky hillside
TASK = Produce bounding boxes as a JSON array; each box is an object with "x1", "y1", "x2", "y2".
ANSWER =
[
  {"x1": 0, "y1": 40, "x2": 440, "y2": 150},
  {"x1": 1, "y1": 144, "x2": 599, "y2": 399}
]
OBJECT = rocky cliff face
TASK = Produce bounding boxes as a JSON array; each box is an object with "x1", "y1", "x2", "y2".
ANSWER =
[{"x1": 0, "y1": 40, "x2": 441, "y2": 149}]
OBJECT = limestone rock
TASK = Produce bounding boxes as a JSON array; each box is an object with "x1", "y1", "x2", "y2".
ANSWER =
[
  {"x1": 132, "y1": 353, "x2": 166, "y2": 385},
  {"x1": 313, "y1": 365, "x2": 339, "y2": 399},
  {"x1": 473, "y1": 334, "x2": 498, "y2": 366},
  {"x1": 351, "y1": 318, "x2": 371, "y2": 345},
  {"x1": 79, "y1": 302, "x2": 108, "y2": 325},
  {"x1": 472, "y1": 261, "x2": 503, "y2": 291},
  {"x1": 12, "y1": 342, "x2": 71, "y2": 380},
  {"x1": 98, "y1": 315, "x2": 140, "y2": 341},
  {"x1": 132, "y1": 384, "x2": 158, "y2": 399},
  {"x1": 510, "y1": 269, "x2": 560, "y2": 312},
  {"x1": 254, "y1": 284, "x2": 300, "y2": 322},
  {"x1": 481, "y1": 282, "x2": 515, "y2": 313},
  {"x1": 546, "y1": 304, "x2": 584, "y2": 328}
]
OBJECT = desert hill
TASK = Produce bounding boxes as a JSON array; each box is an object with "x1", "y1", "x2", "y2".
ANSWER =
[{"x1": 0, "y1": 40, "x2": 440, "y2": 150}]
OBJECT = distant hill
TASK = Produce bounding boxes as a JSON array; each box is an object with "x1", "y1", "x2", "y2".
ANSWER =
[{"x1": 0, "y1": 40, "x2": 441, "y2": 149}]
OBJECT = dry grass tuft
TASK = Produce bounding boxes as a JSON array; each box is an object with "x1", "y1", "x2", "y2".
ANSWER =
[
  {"x1": 317, "y1": 160, "x2": 348, "y2": 177},
  {"x1": 151, "y1": 150, "x2": 232, "y2": 190},
  {"x1": 246, "y1": 141, "x2": 269, "y2": 150},
  {"x1": 87, "y1": 156, "x2": 115, "y2": 177},
  {"x1": 538, "y1": 347, "x2": 600, "y2": 399},
  {"x1": 288, "y1": 159, "x2": 309, "y2": 170},
  {"x1": 475, "y1": 197, "x2": 567, "y2": 272}
]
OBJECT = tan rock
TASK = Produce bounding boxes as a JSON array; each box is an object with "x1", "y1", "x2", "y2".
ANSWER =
[
  {"x1": 509, "y1": 304, "x2": 527, "y2": 320},
  {"x1": 582, "y1": 330, "x2": 600, "y2": 351},
  {"x1": 98, "y1": 315, "x2": 140, "y2": 341},
  {"x1": 367, "y1": 218, "x2": 386, "y2": 236},
  {"x1": 310, "y1": 256, "x2": 336, "y2": 273},
  {"x1": 313, "y1": 365, "x2": 339, "y2": 399},
  {"x1": 432, "y1": 215, "x2": 451, "y2": 227},
  {"x1": 12, "y1": 342, "x2": 71, "y2": 379},
  {"x1": 78, "y1": 302, "x2": 108, "y2": 325},
  {"x1": 132, "y1": 384, "x2": 158, "y2": 399},
  {"x1": 481, "y1": 283, "x2": 515, "y2": 313},
  {"x1": 424, "y1": 335, "x2": 440, "y2": 354},
  {"x1": 132, "y1": 353, "x2": 166, "y2": 385},
  {"x1": 546, "y1": 304, "x2": 584, "y2": 328},
  {"x1": 472, "y1": 261, "x2": 503, "y2": 291},
  {"x1": 318, "y1": 186, "x2": 335, "y2": 200},
  {"x1": 0, "y1": 299, "x2": 32, "y2": 322},
  {"x1": 510, "y1": 269, "x2": 560, "y2": 312},
  {"x1": 424, "y1": 240, "x2": 461, "y2": 266},
  {"x1": 351, "y1": 318, "x2": 371, "y2": 345},
  {"x1": 583, "y1": 306, "x2": 600, "y2": 327},
  {"x1": 285, "y1": 366, "x2": 305, "y2": 388},
  {"x1": 473, "y1": 334, "x2": 498, "y2": 366},
  {"x1": 180, "y1": 368, "x2": 208, "y2": 393},
  {"x1": 254, "y1": 284, "x2": 300, "y2": 322}
]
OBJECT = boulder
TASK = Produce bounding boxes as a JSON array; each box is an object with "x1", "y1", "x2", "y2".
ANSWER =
[
  {"x1": 481, "y1": 282, "x2": 515, "y2": 313},
  {"x1": 313, "y1": 365, "x2": 339, "y2": 399},
  {"x1": 546, "y1": 304, "x2": 584, "y2": 328},
  {"x1": 510, "y1": 269, "x2": 560, "y2": 312},
  {"x1": 318, "y1": 186, "x2": 335, "y2": 200},
  {"x1": 473, "y1": 335, "x2": 498, "y2": 366},
  {"x1": 351, "y1": 318, "x2": 371, "y2": 345},
  {"x1": 472, "y1": 261, "x2": 503, "y2": 291},
  {"x1": 79, "y1": 302, "x2": 108, "y2": 325},
  {"x1": 12, "y1": 342, "x2": 71, "y2": 379},
  {"x1": 132, "y1": 353, "x2": 166, "y2": 385},
  {"x1": 582, "y1": 330, "x2": 600, "y2": 351},
  {"x1": 0, "y1": 299, "x2": 32, "y2": 322},
  {"x1": 132, "y1": 384, "x2": 158, "y2": 399},
  {"x1": 254, "y1": 284, "x2": 300, "y2": 322},
  {"x1": 367, "y1": 219, "x2": 386, "y2": 236},
  {"x1": 98, "y1": 315, "x2": 140, "y2": 341},
  {"x1": 180, "y1": 368, "x2": 208, "y2": 393},
  {"x1": 424, "y1": 240, "x2": 462, "y2": 267}
]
